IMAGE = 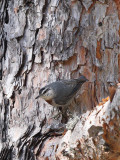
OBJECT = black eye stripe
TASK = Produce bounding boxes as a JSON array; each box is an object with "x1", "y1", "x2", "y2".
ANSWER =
[
  {"x1": 43, "y1": 89, "x2": 48, "y2": 94},
  {"x1": 41, "y1": 87, "x2": 45, "y2": 91},
  {"x1": 39, "y1": 87, "x2": 45, "y2": 94},
  {"x1": 40, "y1": 87, "x2": 50, "y2": 94}
]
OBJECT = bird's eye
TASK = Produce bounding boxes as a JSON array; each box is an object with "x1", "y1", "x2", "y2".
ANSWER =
[
  {"x1": 39, "y1": 87, "x2": 45, "y2": 94},
  {"x1": 42, "y1": 88, "x2": 50, "y2": 94}
]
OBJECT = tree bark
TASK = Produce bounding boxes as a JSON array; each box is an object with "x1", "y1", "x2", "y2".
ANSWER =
[{"x1": 0, "y1": 0, "x2": 120, "y2": 159}]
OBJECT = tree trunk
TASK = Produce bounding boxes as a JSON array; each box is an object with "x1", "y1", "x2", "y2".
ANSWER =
[{"x1": 0, "y1": 0, "x2": 120, "y2": 159}]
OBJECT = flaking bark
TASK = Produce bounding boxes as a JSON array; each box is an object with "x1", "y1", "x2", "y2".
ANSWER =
[{"x1": 0, "y1": 0, "x2": 120, "y2": 159}]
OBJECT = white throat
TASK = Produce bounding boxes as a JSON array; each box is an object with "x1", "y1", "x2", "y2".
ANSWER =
[{"x1": 41, "y1": 89, "x2": 54, "y2": 100}]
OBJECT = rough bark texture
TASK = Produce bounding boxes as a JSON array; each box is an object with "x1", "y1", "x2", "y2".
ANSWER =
[{"x1": 0, "y1": 0, "x2": 120, "y2": 159}]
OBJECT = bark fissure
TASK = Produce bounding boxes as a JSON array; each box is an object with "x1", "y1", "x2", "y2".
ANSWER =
[{"x1": 0, "y1": 0, "x2": 120, "y2": 159}]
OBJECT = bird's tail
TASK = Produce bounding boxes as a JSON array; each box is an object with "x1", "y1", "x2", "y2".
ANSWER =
[{"x1": 77, "y1": 75, "x2": 88, "y2": 83}]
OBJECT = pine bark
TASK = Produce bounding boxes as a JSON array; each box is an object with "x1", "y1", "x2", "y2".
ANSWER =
[{"x1": 0, "y1": 0, "x2": 120, "y2": 159}]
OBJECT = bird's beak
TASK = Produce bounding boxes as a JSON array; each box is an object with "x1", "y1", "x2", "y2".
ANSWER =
[{"x1": 35, "y1": 95, "x2": 40, "y2": 99}]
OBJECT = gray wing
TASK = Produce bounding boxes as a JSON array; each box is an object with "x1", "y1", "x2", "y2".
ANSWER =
[{"x1": 53, "y1": 80, "x2": 83, "y2": 105}]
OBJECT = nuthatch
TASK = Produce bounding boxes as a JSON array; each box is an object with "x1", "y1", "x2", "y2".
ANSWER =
[{"x1": 36, "y1": 75, "x2": 88, "y2": 107}]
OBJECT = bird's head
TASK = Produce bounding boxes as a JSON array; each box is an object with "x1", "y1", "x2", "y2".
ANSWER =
[{"x1": 35, "y1": 86, "x2": 54, "y2": 100}]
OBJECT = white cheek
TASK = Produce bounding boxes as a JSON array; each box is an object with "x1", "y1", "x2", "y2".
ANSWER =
[
  {"x1": 46, "y1": 93, "x2": 49, "y2": 97},
  {"x1": 41, "y1": 90, "x2": 54, "y2": 100},
  {"x1": 46, "y1": 91, "x2": 53, "y2": 97}
]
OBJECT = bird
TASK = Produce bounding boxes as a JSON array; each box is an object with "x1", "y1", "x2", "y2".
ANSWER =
[{"x1": 35, "y1": 75, "x2": 88, "y2": 107}]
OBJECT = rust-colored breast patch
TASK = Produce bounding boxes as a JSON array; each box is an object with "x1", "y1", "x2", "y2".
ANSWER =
[{"x1": 46, "y1": 99, "x2": 52, "y2": 105}]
